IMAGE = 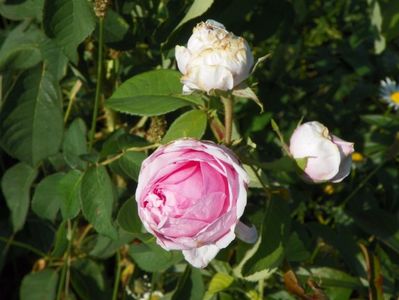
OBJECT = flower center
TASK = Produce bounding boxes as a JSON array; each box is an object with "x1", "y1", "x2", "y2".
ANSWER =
[
  {"x1": 144, "y1": 188, "x2": 165, "y2": 209},
  {"x1": 390, "y1": 91, "x2": 399, "y2": 104}
]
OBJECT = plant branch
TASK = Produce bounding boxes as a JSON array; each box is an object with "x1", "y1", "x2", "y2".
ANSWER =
[
  {"x1": 89, "y1": 17, "x2": 105, "y2": 151},
  {"x1": 99, "y1": 144, "x2": 160, "y2": 166},
  {"x1": 64, "y1": 79, "x2": 83, "y2": 124},
  {"x1": 221, "y1": 95, "x2": 234, "y2": 145},
  {"x1": 56, "y1": 220, "x2": 74, "y2": 300},
  {"x1": 0, "y1": 236, "x2": 46, "y2": 257}
]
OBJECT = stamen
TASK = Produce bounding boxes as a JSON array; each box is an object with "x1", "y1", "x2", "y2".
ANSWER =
[{"x1": 390, "y1": 91, "x2": 399, "y2": 104}]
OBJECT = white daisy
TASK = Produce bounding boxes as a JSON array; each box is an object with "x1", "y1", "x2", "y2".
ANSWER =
[{"x1": 380, "y1": 77, "x2": 399, "y2": 109}]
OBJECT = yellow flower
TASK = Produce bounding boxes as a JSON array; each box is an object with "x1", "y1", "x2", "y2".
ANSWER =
[{"x1": 352, "y1": 152, "x2": 364, "y2": 162}]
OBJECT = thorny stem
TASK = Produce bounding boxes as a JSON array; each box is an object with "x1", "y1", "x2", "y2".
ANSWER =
[
  {"x1": 221, "y1": 95, "x2": 234, "y2": 145},
  {"x1": 89, "y1": 17, "x2": 105, "y2": 151}
]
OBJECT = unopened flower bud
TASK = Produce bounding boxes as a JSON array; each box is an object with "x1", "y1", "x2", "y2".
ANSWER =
[
  {"x1": 175, "y1": 20, "x2": 254, "y2": 94},
  {"x1": 289, "y1": 121, "x2": 354, "y2": 183}
]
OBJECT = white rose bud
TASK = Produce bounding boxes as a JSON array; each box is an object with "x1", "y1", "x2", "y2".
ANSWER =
[
  {"x1": 175, "y1": 19, "x2": 254, "y2": 94},
  {"x1": 289, "y1": 121, "x2": 354, "y2": 183}
]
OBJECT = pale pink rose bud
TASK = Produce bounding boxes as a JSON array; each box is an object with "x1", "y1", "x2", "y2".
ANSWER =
[
  {"x1": 175, "y1": 19, "x2": 254, "y2": 94},
  {"x1": 135, "y1": 139, "x2": 255, "y2": 268},
  {"x1": 289, "y1": 121, "x2": 354, "y2": 183}
]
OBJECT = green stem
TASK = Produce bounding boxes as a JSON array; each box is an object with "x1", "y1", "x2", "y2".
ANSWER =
[
  {"x1": 258, "y1": 278, "x2": 264, "y2": 298},
  {"x1": 112, "y1": 250, "x2": 122, "y2": 300},
  {"x1": 56, "y1": 220, "x2": 74, "y2": 300},
  {"x1": 89, "y1": 17, "x2": 105, "y2": 151},
  {"x1": 0, "y1": 236, "x2": 46, "y2": 257},
  {"x1": 249, "y1": 164, "x2": 271, "y2": 200},
  {"x1": 64, "y1": 79, "x2": 82, "y2": 124},
  {"x1": 221, "y1": 95, "x2": 234, "y2": 145}
]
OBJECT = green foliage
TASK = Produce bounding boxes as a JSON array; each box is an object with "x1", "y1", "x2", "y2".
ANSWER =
[
  {"x1": 0, "y1": 64, "x2": 63, "y2": 166},
  {"x1": 162, "y1": 109, "x2": 207, "y2": 143},
  {"x1": 106, "y1": 70, "x2": 202, "y2": 116},
  {"x1": 1, "y1": 162, "x2": 38, "y2": 232},
  {"x1": 1, "y1": 0, "x2": 399, "y2": 299},
  {"x1": 43, "y1": 0, "x2": 96, "y2": 61},
  {"x1": 32, "y1": 172, "x2": 65, "y2": 221},
  {"x1": 81, "y1": 166, "x2": 117, "y2": 239},
  {"x1": 20, "y1": 269, "x2": 59, "y2": 300}
]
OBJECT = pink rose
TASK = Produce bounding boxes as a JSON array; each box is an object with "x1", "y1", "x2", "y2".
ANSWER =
[
  {"x1": 135, "y1": 139, "x2": 255, "y2": 268},
  {"x1": 289, "y1": 121, "x2": 354, "y2": 183}
]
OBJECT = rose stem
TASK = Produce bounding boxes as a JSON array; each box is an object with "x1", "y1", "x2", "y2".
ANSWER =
[
  {"x1": 88, "y1": 16, "x2": 105, "y2": 151},
  {"x1": 222, "y1": 95, "x2": 234, "y2": 145}
]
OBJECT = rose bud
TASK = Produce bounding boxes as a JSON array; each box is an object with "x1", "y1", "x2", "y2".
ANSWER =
[
  {"x1": 135, "y1": 139, "x2": 256, "y2": 268},
  {"x1": 175, "y1": 19, "x2": 254, "y2": 94},
  {"x1": 289, "y1": 121, "x2": 354, "y2": 183}
]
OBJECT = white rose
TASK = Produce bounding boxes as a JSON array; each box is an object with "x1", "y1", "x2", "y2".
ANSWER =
[
  {"x1": 175, "y1": 19, "x2": 254, "y2": 94},
  {"x1": 289, "y1": 121, "x2": 354, "y2": 183}
]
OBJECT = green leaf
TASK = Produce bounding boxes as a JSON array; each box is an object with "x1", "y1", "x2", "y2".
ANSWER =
[
  {"x1": 109, "y1": 151, "x2": 146, "y2": 181},
  {"x1": 285, "y1": 232, "x2": 310, "y2": 262},
  {"x1": 39, "y1": 37, "x2": 68, "y2": 80},
  {"x1": 0, "y1": 0, "x2": 44, "y2": 21},
  {"x1": 51, "y1": 221, "x2": 68, "y2": 257},
  {"x1": 348, "y1": 207, "x2": 399, "y2": 255},
  {"x1": 32, "y1": 172, "x2": 65, "y2": 222},
  {"x1": 102, "y1": 9, "x2": 133, "y2": 48},
  {"x1": 128, "y1": 238, "x2": 183, "y2": 272},
  {"x1": 162, "y1": 109, "x2": 207, "y2": 143},
  {"x1": 172, "y1": 266, "x2": 205, "y2": 300},
  {"x1": 100, "y1": 129, "x2": 149, "y2": 158},
  {"x1": 296, "y1": 267, "x2": 363, "y2": 289},
  {"x1": 232, "y1": 85, "x2": 264, "y2": 112},
  {"x1": 117, "y1": 197, "x2": 142, "y2": 233},
  {"x1": 20, "y1": 269, "x2": 59, "y2": 300},
  {"x1": 241, "y1": 197, "x2": 291, "y2": 278},
  {"x1": 259, "y1": 156, "x2": 299, "y2": 172},
  {"x1": 360, "y1": 114, "x2": 399, "y2": 128},
  {"x1": 0, "y1": 64, "x2": 63, "y2": 166},
  {"x1": 369, "y1": 0, "x2": 385, "y2": 54},
  {"x1": 71, "y1": 259, "x2": 110, "y2": 300},
  {"x1": 43, "y1": 0, "x2": 96, "y2": 62},
  {"x1": 59, "y1": 170, "x2": 83, "y2": 219},
  {"x1": 380, "y1": 0, "x2": 399, "y2": 41},
  {"x1": 1, "y1": 163, "x2": 38, "y2": 232},
  {"x1": 106, "y1": 69, "x2": 201, "y2": 116},
  {"x1": 173, "y1": 0, "x2": 214, "y2": 33},
  {"x1": 63, "y1": 118, "x2": 88, "y2": 170},
  {"x1": 0, "y1": 23, "x2": 43, "y2": 71},
  {"x1": 204, "y1": 273, "x2": 234, "y2": 300},
  {"x1": 81, "y1": 166, "x2": 117, "y2": 239},
  {"x1": 89, "y1": 229, "x2": 136, "y2": 259}
]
